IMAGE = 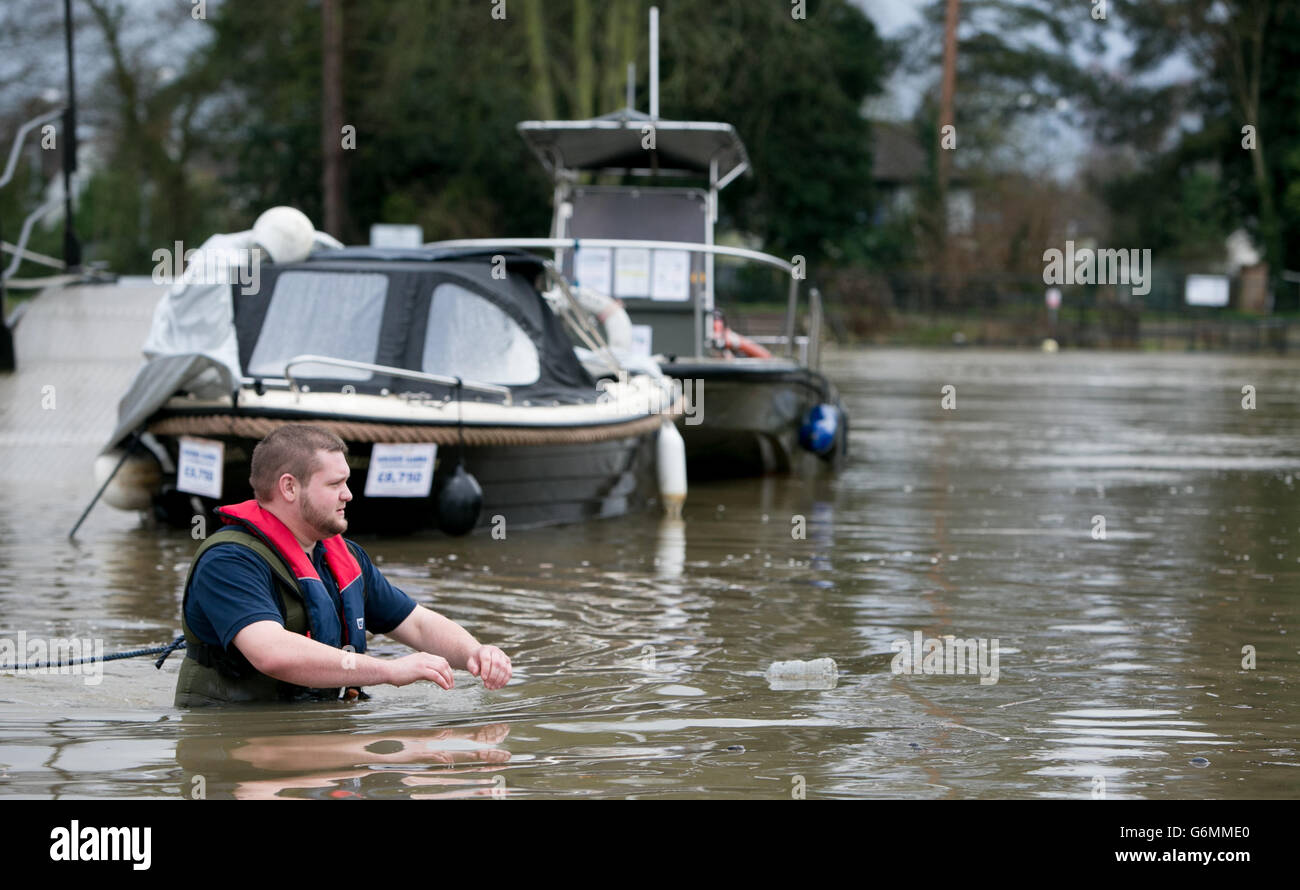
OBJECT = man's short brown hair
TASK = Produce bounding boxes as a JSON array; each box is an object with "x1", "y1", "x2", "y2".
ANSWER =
[{"x1": 249, "y1": 424, "x2": 348, "y2": 501}]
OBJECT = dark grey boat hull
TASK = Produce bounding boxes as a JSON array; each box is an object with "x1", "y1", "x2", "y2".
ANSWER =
[
  {"x1": 660, "y1": 359, "x2": 847, "y2": 478},
  {"x1": 150, "y1": 428, "x2": 659, "y2": 535}
]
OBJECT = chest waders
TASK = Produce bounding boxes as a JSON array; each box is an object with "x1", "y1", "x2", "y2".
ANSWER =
[{"x1": 175, "y1": 527, "x2": 368, "y2": 707}]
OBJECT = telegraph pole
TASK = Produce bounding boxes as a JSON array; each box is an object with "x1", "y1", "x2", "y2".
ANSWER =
[
  {"x1": 938, "y1": 0, "x2": 960, "y2": 195},
  {"x1": 322, "y1": 0, "x2": 344, "y2": 238},
  {"x1": 937, "y1": 0, "x2": 960, "y2": 305},
  {"x1": 63, "y1": 0, "x2": 81, "y2": 269}
]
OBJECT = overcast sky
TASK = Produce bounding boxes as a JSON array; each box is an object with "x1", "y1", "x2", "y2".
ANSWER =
[{"x1": 855, "y1": 0, "x2": 925, "y2": 35}]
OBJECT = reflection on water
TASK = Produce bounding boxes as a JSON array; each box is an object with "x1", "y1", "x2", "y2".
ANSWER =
[
  {"x1": 1029, "y1": 708, "x2": 1230, "y2": 799},
  {"x1": 1, "y1": 349, "x2": 1298, "y2": 798},
  {"x1": 176, "y1": 720, "x2": 513, "y2": 800}
]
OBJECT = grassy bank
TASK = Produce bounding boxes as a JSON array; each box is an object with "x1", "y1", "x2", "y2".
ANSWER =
[{"x1": 728, "y1": 302, "x2": 1300, "y2": 352}]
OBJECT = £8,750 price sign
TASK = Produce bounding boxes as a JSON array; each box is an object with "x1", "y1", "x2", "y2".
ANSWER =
[
  {"x1": 177, "y1": 437, "x2": 224, "y2": 498},
  {"x1": 364, "y1": 443, "x2": 437, "y2": 498}
]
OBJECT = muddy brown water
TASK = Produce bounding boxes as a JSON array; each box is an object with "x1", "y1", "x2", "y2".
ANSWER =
[{"x1": 1, "y1": 295, "x2": 1297, "y2": 799}]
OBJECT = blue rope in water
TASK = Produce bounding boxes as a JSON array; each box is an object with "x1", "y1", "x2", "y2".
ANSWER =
[{"x1": 5, "y1": 635, "x2": 186, "y2": 671}]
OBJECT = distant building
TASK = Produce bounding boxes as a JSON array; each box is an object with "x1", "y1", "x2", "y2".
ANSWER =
[{"x1": 870, "y1": 119, "x2": 972, "y2": 234}]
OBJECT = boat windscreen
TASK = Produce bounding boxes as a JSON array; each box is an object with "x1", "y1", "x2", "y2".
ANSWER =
[
  {"x1": 246, "y1": 271, "x2": 387, "y2": 380},
  {"x1": 235, "y1": 258, "x2": 599, "y2": 403},
  {"x1": 421, "y1": 282, "x2": 540, "y2": 386}
]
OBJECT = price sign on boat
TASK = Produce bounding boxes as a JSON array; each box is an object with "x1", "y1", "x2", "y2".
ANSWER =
[
  {"x1": 177, "y1": 436, "x2": 224, "y2": 498},
  {"x1": 364, "y1": 443, "x2": 437, "y2": 498}
]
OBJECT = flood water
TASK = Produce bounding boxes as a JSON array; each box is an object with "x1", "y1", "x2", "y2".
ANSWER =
[{"x1": 2, "y1": 341, "x2": 1298, "y2": 799}]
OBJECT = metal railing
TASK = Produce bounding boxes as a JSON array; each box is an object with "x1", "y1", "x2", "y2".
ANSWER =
[
  {"x1": 0, "y1": 109, "x2": 63, "y2": 191},
  {"x1": 2, "y1": 197, "x2": 62, "y2": 283},
  {"x1": 1, "y1": 107, "x2": 68, "y2": 372},
  {"x1": 280, "y1": 354, "x2": 513, "y2": 404},
  {"x1": 1, "y1": 108, "x2": 67, "y2": 282},
  {"x1": 423, "y1": 236, "x2": 818, "y2": 364},
  {"x1": 749, "y1": 335, "x2": 810, "y2": 366}
]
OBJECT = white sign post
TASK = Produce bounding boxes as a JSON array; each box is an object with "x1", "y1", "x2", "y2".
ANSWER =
[
  {"x1": 1185, "y1": 274, "x2": 1230, "y2": 308},
  {"x1": 1045, "y1": 286, "x2": 1062, "y2": 328}
]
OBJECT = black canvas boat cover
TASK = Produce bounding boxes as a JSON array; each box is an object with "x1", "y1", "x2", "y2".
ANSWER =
[
  {"x1": 235, "y1": 247, "x2": 595, "y2": 399},
  {"x1": 104, "y1": 247, "x2": 596, "y2": 451}
]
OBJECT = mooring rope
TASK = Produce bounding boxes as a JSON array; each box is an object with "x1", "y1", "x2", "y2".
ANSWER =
[
  {"x1": 147, "y1": 411, "x2": 672, "y2": 445},
  {"x1": 4, "y1": 636, "x2": 186, "y2": 671}
]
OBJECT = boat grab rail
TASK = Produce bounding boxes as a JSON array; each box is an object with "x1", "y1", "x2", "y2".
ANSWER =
[
  {"x1": 425, "y1": 236, "x2": 796, "y2": 275},
  {"x1": 281, "y1": 354, "x2": 513, "y2": 405},
  {"x1": 748, "y1": 334, "x2": 809, "y2": 366},
  {"x1": 424, "y1": 237, "x2": 811, "y2": 361}
]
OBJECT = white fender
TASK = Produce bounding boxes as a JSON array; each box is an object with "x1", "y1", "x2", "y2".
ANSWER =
[
  {"x1": 93, "y1": 450, "x2": 163, "y2": 511},
  {"x1": 656, "y1": 418, "x2": 687, "y2": 520}
]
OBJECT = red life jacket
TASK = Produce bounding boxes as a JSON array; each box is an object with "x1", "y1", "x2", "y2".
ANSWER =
[
  {"x1": 175, "y1": 500, "x2": 373, "y2": 705},
  {"x1": 215, "y1": 500, "x2": 368, "y2": 652}
]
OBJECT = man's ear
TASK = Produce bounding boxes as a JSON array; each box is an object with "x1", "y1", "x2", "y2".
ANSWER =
[{"x1": 277, "y1": 472, "x2": 298, "y2": 502}]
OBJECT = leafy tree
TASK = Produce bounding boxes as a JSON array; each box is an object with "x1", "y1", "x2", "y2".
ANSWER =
[
  {"x1": 5, "y1": 1, "x2": 891, "y2": 278},
  {"x1": 656, "y1": 0, "x2": 887, "y2": 266},
  {"x1": 195, "y1": 0, "x2": 887, "y2": 264},
  {"x1": 903, "y1": 0, "x2": 1300, "y2": 307},
  {"x1": 1114, "y1": 2, "x2": 1286, "y2": 266}
]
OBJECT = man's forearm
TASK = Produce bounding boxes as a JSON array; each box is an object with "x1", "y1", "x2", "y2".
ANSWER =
[
  {"x1": 235, "y1": 621, "x2": 390, "y2": 688},
  {"x1": 391, "y1": 606, "x2": 480, "y2": 669}
]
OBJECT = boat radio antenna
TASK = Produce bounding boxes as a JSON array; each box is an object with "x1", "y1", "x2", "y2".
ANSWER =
[
  {"x1": 454, "y1": 377, "x2": 464, "y2": 454},
  {"x1": 649, "y1": 7, "x2": 659, "y2": 119}
]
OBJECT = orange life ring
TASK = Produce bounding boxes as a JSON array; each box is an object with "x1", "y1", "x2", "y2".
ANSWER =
[{"x1": 712, "y1": 317, "x2": 773, "y2": 359}]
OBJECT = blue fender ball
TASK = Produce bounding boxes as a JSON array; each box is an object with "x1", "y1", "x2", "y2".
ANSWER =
[{"x1": 799, "y1": 404, "x2": 841, "y2": 456}]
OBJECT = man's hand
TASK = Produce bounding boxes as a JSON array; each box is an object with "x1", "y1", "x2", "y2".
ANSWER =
[
  {"x1": 466, "y1": 645, "x2": 512, "y2": 690},
  {"x1": 389, "y1": 607, "x2": 514, "y2": 690},
  {"x1": 386, "y1": 653, "x2": 455, "y2": 689}
]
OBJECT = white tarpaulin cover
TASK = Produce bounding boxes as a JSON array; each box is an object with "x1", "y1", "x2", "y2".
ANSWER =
[{"x1": 103, "y1": 231, "x2": 340, "y2": 452}]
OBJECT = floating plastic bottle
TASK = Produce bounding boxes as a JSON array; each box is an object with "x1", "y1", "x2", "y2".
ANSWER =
[{"x1": 765, "y1": 657, "x2": 838, "y2": 690}]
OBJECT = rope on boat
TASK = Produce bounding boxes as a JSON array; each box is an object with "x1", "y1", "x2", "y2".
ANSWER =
[{"x1": 147, "y1": 412, "x2": 672, "y2": 445}]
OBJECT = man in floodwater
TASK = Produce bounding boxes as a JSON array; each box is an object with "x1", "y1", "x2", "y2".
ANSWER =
[{"x1": 175, "y1": 424, "x2": 512, "y2": 706}]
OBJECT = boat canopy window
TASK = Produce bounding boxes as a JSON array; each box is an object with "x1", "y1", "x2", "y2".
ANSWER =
[
  {"x1": 247, "y1": 271, "x2": 387, "y2": 380},
  {"x1": 422, "y1": 282, "x2": 540, "y2": 386}
]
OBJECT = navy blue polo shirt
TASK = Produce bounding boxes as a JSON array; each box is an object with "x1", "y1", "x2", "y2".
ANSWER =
[{"x1": 185, "y1": 538, "x2": 418, "y2": 652}]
